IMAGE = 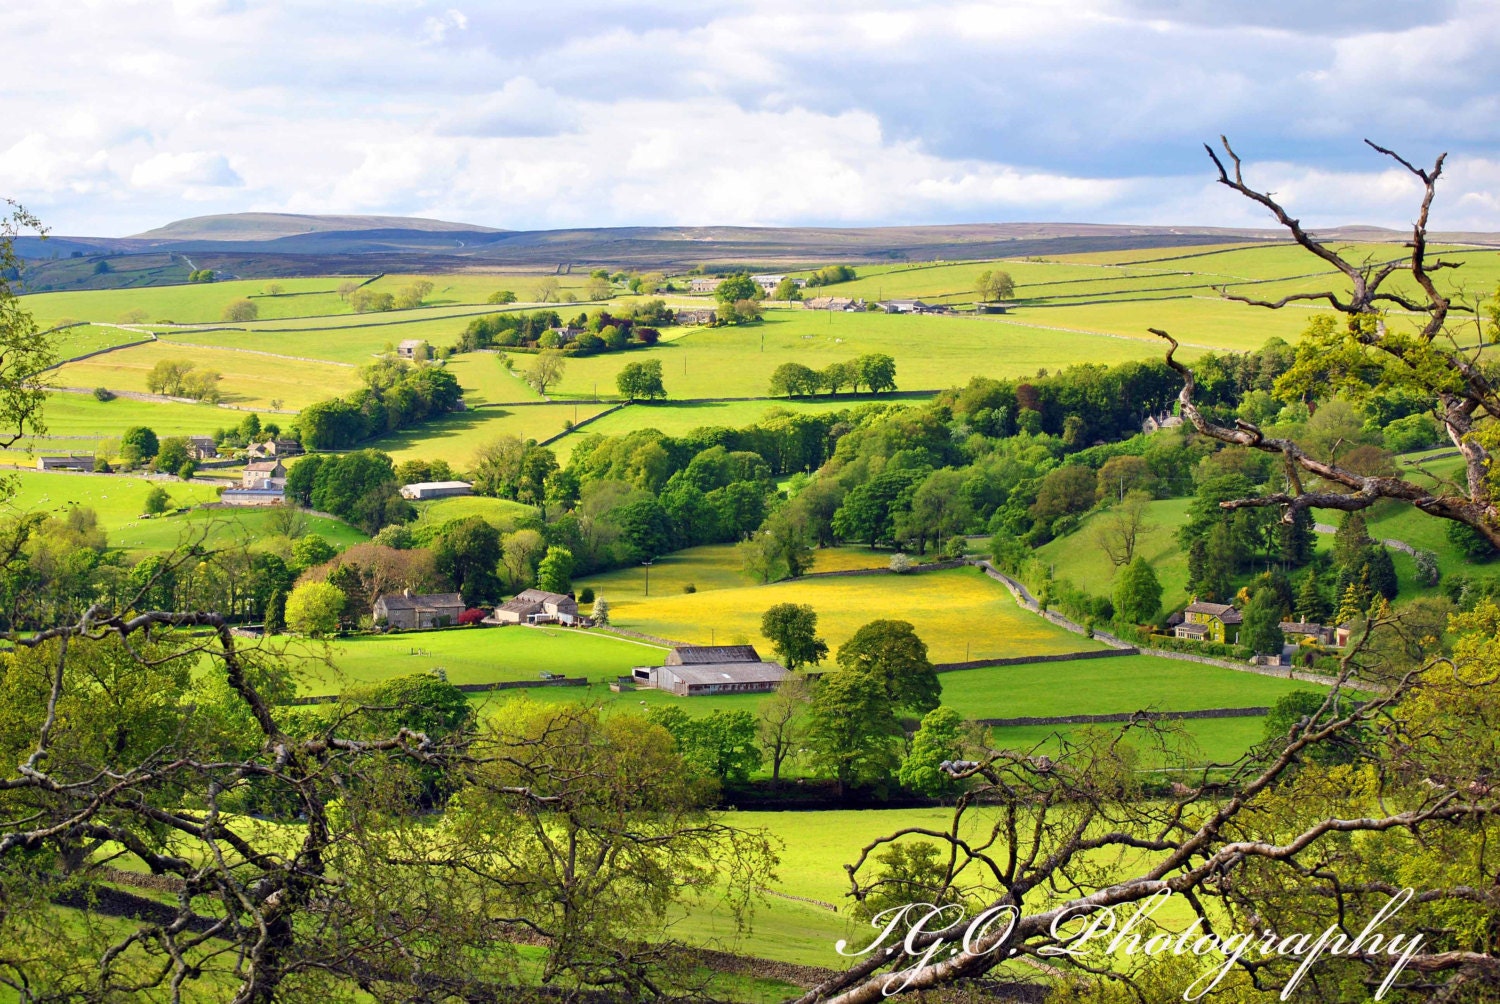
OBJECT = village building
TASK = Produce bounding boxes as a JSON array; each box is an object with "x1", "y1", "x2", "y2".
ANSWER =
[
  {"x1": 373, "y1": 590, "x2": 466, "y2": 630},
  {"x1": 485, "y1": 589, "x2": 580, "y2": 626},
  {"x1": 876, "y1": 299, "x2": 948, "y2": 314},
  {"x1": 751, "y1": 274, "x2": 807, "y2": 293},
  {"x1": 397, "y1": 339, "x2": 429, "y2": 360},
  {"x1": 247, "y1": 439, "x2": 304, "y2": 460},
  {"x1": 36, "y1": 455, "x2": 93, "y2": 472},
  {"x1": 220, "y1": 487, "x2": 286, "y2": 506},
  {"x1": 1171, "y1": 602, "x2": 1243, "y2": 644},
  {"x1": 803, "y1": 296, "x2": 864, "y2": 311},
  {"x1": 631, "y1": 644, "x2": 789, "y2": 696},
  {"x1": 187, "y1": 435, "x2": 218, "y2": 460},
  {"x1": 974, "y1": 302, "x2": 1010, "y2": 314},
  {"x1": 1280, "y1": 621, "x2": 1339, "y2": 647},
  {"x1": 546, "y1": 326, "x2": 584, "y2": 345},
  {"x1": 1142, "y1": 412, "x2": 1185, "y2": 434},
  {"x1": 675, "y1": 308, "x2": 717, "y2": 325},
  {"x1": 688, "y1": 277, "x2": 722, "y2": 294},
  {"x1": 399, "y1": 480, "x2": 473, "y2": 501},
  {"x1": 241, "y1": 459, "x2": 286, "y2": 489}
]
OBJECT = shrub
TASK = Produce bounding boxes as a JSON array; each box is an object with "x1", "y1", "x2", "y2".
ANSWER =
[
  {"x1": 889, "y1": 553, "x2": 913, "y2": 574},
  {"x1": 683, "y1": 583, "x2": 696, "y2": 594},
  {"x1": 458, "y1": 608, "x2": 486, "y2": 626},
  {"x1": 92, "y1": 386, "x2": 113, "y2": 402},
  {"x1": 286, "y1": 581, "x2": 345, "y2": 637},
  {"x1": 143, "y1": 485, "x2": 171, "y2": 514},
  {"x1": 578, "y1": 587, "x2": 595, "y2": 604},
  {"x1": 223, "y1": 299, "x2": 258, "y2": 322},
  {"x1": 1413, "y1": 549, "x2": 1441, "y2": 586}
]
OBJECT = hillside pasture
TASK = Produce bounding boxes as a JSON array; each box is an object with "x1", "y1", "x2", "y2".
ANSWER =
[
  {"x1": 28, "y1": 391, "x2": 234, "y2": 443},
  {"x1": 291, "y1": 625, "x2": 667, "y2": 694},
  {"x1": 52, "y1": 340, "x2": 361, "y2": 410},
  {"x1": 546, "y1": 309, "x2": 1181, "y2": 402},
  {"x1": 578, "y1": 543, "x2": 892, "y2": 601},
  {"x1": 5, "y1": 469, "x2": 221, "y2": 526},
  {"x1": 410, "y1": 494, "x2": 537, "y2": 532},
  {"x1": 21, "y1": 276, "x2": 372, "y2": 330},
  {"x1": 114, "y1": 504, "x2": 365, "y2": 554},
  {"x1": 50, "y1": 323, "x2": 152, "y2": 359},
  {"x1": 579, "y1": 564, "x2": 1102, "y2": 663},
  {"x1": 371, "y1": 402, "x2": 613, "y2": 467}
]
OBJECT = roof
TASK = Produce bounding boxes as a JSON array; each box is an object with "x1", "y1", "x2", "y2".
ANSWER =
[
  {"x1": 188, "y1": 435, "x2": 216, "y2": 444},
  {"x1": 403, "y1": 480, "x2": 472, "y2": 491},
  {"x1": 398, "y1": 339, "x2": 426, "y2": 348},
  {"x1": 667, "y1": 644, "x2": 762, "y2": 665},
  {"x1": 1184, "y1": 601, "x2": 1243, "y2": 624},
  {"x1": 1175, "y1": 622, "x2": 1210, "y2": 638},
  {"x1": 244, "y1": 460, "x2": 284, "y2": 472},
  {"x1": 496, "y1": 589, "x2": 575, "y2": 612},
  {"x1": 223, "y1": 487, "x2": 283, "y2": 495},
  {"x1": 1280, "y1": 621, "x2": 1330, "y2": 634},
  {"x1": 667, "y1": 662, "x2": 788, "y2": 687},
  {"x1": 376, "y1": 591, "x2": 464, "y2": 611}
]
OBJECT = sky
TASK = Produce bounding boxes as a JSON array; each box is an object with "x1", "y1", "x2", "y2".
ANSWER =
[{"x1": 4, "y1": 0, "x2": 1500, "y2": 236}]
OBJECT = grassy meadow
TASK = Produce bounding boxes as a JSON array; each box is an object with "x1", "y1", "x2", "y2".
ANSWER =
[
  {"x1": 53, "y1": 339, "x2": 361, "y2": 410},
  {"x1": 410, "y1": 494, "x2": 537, "y2": 532}
]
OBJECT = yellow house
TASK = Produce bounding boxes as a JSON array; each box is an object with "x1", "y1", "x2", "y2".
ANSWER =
[{"x1": 1173, "y1": 601, "x2": 1242, "y2": 644}]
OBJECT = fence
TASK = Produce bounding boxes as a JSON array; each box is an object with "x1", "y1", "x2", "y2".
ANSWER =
[
  {"x1": 291, "y1": 676, "x2": 588, "y2": 704},
  {"x1": 975, "y1": 706, "x2": 1269, "y2": 728}
]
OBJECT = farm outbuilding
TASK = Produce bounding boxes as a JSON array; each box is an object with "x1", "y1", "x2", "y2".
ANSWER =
[
  {"x1": 486, "y1": 589, "x2": 580, "y2": 626},
  {"x1": 632, "y1": 645, "x2": 788, "y2": 696},
  {"x1": 399, "y1": 481, "x2": 473, "y2": 500},
  {"x1": 373, "y1": 590, "x2": 465, "y2": 630}
]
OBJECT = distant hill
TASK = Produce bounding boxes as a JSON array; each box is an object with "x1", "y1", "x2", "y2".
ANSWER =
[
  {"x1": 131, "y1": 212, "x2": 503, "y2": 242},
  {"x1": 14, "y1": 215, "x2": 1499, "y2": 293}
]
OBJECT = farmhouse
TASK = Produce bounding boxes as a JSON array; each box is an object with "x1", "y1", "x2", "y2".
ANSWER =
[
  {"x1": 486, "y1": 588, "x2": 580, "y2": 626},
  {"x1": 1142, "y1": 412, "x2": 1185, "y2": 433},
  {"x1": 1280, "y1": 621, "x2": 1338, "y2": 646},
  {"x1": 675, "y1": 308, "x2": 717, "y2": 325},
  {"x1": 689, "y1": 277, "x2": 722, "y2": 294},
  {"x1": 397, "y1": 339, "x2": 429, "y2": 360},
  {"x1": 546, "y1": 326, "x2": 583, "y2": 345},
  {"x1": 247, "y1": 439, "x2": 303, "y2": 460},
  {"x1": 803, "y1": 296, "x2": 864, "y2": 311},
  {"x1": 631, "y1": 644, "x2": 788, "y2": 696},
  {"x1": 373, "y1": 590, "x2": 466, "y2": 630},
  {"x1": 220, "y1": 487, "x2": 285, "y2": 506},
  {"x1": 36, "y1": 455, "x2": 93, "y2": 472},
  {"x1": 241, "y1": 460, "x2": 286, "y2": 489},
  {"x1": 751, "y1": 274, "x2": 806, "y2": 293},
  {"x1": 1172, "y1": 601, "x2": 1242, "y2": 644},
  {"x1": 399, "y1": 480, "x2": 473, "y2": 501},
  {"x1": 187, "y1": 435, "x2": 218, "y2": 460}
]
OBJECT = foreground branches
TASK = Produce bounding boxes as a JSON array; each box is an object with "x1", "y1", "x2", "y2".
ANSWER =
[{"x1": 1154, "y1": 138, "x2": 1500, "y2": 545}]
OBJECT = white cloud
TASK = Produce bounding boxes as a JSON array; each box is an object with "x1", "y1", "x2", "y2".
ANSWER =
[
  {"x1": 0, "y1": 0, "x2": 1497, "y2": 234},
  {"x1": 130, "y1": 151, "x2": 243, "y2": 190},
  {"x1": 423, "y1": 8, "x2": 468, "y2": 44}
]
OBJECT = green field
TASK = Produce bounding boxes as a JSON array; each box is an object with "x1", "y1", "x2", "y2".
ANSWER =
[
  {"x1": 115, "y1": 505, "x2": 366, "y2": 554},
  {"x1": 372, "y1": 402, "x2": 614, "y2": 467},
  {"x1": 54, "y1": 339, "x2": 361, "y2": 410},
  {"x1": 410, "y1": 494, "x2": 537, "y2": 532},
  {"x1": 579, "y1": 543, "x2": 890, "y2": 599},
  {"x1": 51, "y1": 323, "x2": 151, "y2": 358},
  {"x1": 291, "y1": 624, "x2": 668, "y2": 693},
  {"x1": 1035, "y1": 498, "x2": 1195, "y2": 608},
  {"x1": 937, "y1": 653, "x2": 1310, "y2": 719},
  {"x1": 5, "y1": 469, "x2": 221, "y2": 524}
]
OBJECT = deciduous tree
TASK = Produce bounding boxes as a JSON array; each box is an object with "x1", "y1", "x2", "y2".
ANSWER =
[{"x1": 760, "y1": 602, "x2": 828, "y2": 669}]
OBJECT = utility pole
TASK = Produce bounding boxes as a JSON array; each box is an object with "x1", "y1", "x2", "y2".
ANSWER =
[{"x1": 642, "y1": 559, "x2": 652, "y2": 597}]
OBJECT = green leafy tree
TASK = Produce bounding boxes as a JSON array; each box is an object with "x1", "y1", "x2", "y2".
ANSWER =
[
  {"x1": 120, "y1": 425, "x2": 158, "y2": 463},
  {"x1": 616, "y1": 359, "x2": 666, "y2": 400},
  {"x1": 1113, "y1": 556, "x2": 1163, "y2": 624},
  {"x1": 536, "y1": 545, "x2": 574, "y2": 594},
  {"x1": 1241, "y1": 586, "x2": 1286, "y2": 656},
  {"x1": 756, "y1": 677, "x2": 810, "y2": 789},
  {"x1": 433, "y1": 516, "x2": 503, "y2": 604},
  {"x1": 897, "y1": 706, "x2": 971, "y2": 796},
  {"x1": 649, "y1": 707, "x2": 762, "y2": 784},
  {"x1": 772, "y1": 277, "x2": 802, "y2": 300},
  {"x1": 806, "y1": 666, "x2": 901, "y2": 796},
  {"x1": 285, "y1": 580, "x2": 344, "y2": 637},
  {"x1": 974, "y1": 269, "x2": 1015, "y2": 302},
  {"x1": 1262, "y1": 690, "x2": 1366, "y2": 766},
  {"x1": 856, "y1": 353, "x2": 897, "y2": 393},
  {"x1": 836, "y1": 619, "x2": 940, "y2": 716},
  {"x1": 154, "y1": 436, "x2": 190, "y2": 473},
  {"x1": 487, "y1": 289, "x2": 517, "y2": 304},
  {"x1": 223, "y1": 298, "x2": 258, "y2": 322},
  {"x1": 525, "y1": 349, "x2": 566, "y2": 396},
  {"x1": 760, "y1": 602, "x2": 828, "y2": 670},
  {"x1": 713, "y1": 274, "x2": 758, "y2": 304},
  {"x1": 291, "y1": 534, "x2": 337, "y2": 569},
  {"x1": 142, "y1": 485, "x2": 171, "y2": 514}
]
